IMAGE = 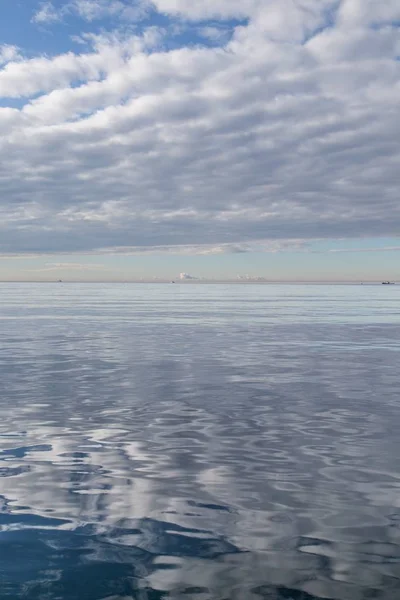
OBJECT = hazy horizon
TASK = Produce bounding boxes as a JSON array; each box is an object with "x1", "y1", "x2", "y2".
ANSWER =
[{"x1": 0, "y1": 278, "x2": 397, "y2": 284}]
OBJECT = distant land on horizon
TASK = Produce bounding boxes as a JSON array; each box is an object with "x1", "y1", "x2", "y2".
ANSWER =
[{"x1": 0, "y1": 279, "x2": 397, "y2": 285}]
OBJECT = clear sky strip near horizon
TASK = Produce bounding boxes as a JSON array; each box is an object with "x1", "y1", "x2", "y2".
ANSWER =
[{"x1": 0, "y1": 0, "x2": 399, "y2": 281}]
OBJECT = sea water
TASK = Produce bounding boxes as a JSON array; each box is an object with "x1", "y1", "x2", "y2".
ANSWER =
[{"x1": 0, "y1": 283, "x2": 399, "y2": 599}]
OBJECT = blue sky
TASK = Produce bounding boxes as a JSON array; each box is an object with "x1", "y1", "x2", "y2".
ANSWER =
[{"x1": 0, "y1": 0, "x2": 399, "y2": 281}]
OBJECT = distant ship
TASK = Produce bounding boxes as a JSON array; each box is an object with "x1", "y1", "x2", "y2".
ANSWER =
[{"x1": 382, "y1": 281, "x2": 394, "y2": 285}]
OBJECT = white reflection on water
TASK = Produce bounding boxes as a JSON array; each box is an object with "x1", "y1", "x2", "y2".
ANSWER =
[{"x1": 0, "y1": 283, "x2": 400, "y2": 599}]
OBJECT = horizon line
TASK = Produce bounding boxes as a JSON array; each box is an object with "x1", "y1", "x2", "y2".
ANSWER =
[{"x1": 0, "y1": 279, "x2": 397, "y2": 285}]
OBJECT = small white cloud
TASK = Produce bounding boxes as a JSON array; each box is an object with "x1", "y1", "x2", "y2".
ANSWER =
[
  {"x1": 30, "y1": 262, "x2": 107, "y2": 272},
  {"x1": 179, "y1": 272, "x2": 198, "y2": 280},
  {"x1": 328, "y1": 246, "x2": 400, "y2": 254},
  {"x1": 0, "y1": 44, "x2": 21, "y2": 65},
  {"x1": 32, "y1": 0, "x2": 149, "y2": 24},
  {"x1": 199, "y1": 26, "x2": 232, "y2": 43},
  {"x1": 71, "y1": 0, "x2": 121, "y2": 21},
  {"x1": 45, "y1": 262, "x2": 106, "y2": 269},
  {"x1": 236, "y1": 274, "x2": 266, "y2": 281},
  {"x1": 32, "y1": 1, "x2": 61, "y2": 23}
]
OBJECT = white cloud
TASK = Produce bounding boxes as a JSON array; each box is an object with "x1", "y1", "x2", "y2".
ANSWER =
[
  {"x1": 152, "y1": 0, "x2": 338, "y2": 42},
  {"x1": 70, "y1": 0, "x2": 148, "y2": 22},
  {"x1": 29, "y1": 262, "x2": 107, "y2": 272},
  {"x1": 150, "y1": 0, "x2": 257, "y2": 21},
  {"x1": 0, "y1": 51, "x2": 106, "y2": 99},
  {"x1": 179, "y1": 273, "x2": 198, "y2": 280},
  {"x1": 3, "y1": 240, "x2": 303, "y2": 257},
  {"x1": 73, "y1": 0, "x2": 121, "y2": 21},
  {"x1": 0, "y1": 44, "x2": 21, "y2": 65},
  {"x1": 236, "y1": 274, "x2": 267, "y2": 281},
  {"x1": 32, "y1": 1, "x2": 61, "y2": 23},
  {"x1": 199, "y1": 26, "x2": 233, "y2": 43},
  {"x1": 32, "y1": 0, "x2": 149, "y2": 24},
  {"x1": 1, "y1": 0, "x2": 400, "y2": 255},
  {"x1": 337, "y1": 0, "x2": 400, "y2": 27},
  {"x1": 45, "y1": 262, "x2": 106, "y2": 269},
  {"x1": 328, "y1": 246, "x2": 400, "y2": 253}
]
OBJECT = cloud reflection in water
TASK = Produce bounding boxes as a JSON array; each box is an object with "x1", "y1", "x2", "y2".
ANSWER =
[{"x1": 0, "y1": 283, "x2": 400, "y2": 599}]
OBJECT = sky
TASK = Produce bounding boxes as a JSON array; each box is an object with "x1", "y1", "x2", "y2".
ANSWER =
[{"x1": 0, "y1": 0, "x2": 399, "y2": 281}]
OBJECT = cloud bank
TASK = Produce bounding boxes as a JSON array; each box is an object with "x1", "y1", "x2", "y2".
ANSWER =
[{"x1": 0, "y1": 0, "x2": 399, "y2": 255}]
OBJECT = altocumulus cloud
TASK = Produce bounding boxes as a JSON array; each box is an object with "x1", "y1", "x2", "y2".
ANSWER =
[{"x1": 0, "y1": 0, "x2": 399, "y2": 255}]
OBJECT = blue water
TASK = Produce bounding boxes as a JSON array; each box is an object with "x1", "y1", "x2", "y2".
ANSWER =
[{"x1": 0, "y1": 283, "x2": 399, "y2": 599}]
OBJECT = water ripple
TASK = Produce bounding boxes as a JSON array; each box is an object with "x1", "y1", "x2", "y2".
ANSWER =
[{"x1": 0, "y1": 283, "x2": 400, "y2": 598}]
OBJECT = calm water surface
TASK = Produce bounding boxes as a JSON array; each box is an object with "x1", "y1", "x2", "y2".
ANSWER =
[{"x1": 0, "y1": 283, "x2": 399, "y2": 599}]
